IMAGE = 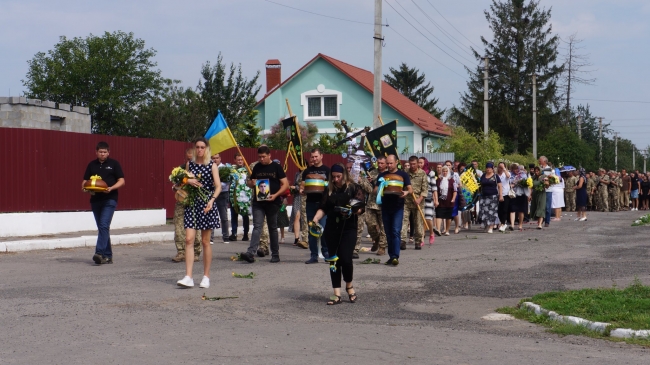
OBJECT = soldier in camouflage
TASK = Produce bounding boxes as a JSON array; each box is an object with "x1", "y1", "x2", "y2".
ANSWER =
[
  {"x1": 400, "y1": 156, "x2": 429, "y2": 250},
  {"x1": 365, "y1": 157, "x2": 388, "y2": 256},
  {"x1": 564, "y1": 172, "x2": 577, "y2": 212},
  {"x1": 586, "y1": 171, "x2": 596, "y2": 210},
  {"x1": 596, "y1": 168, "x2": 610, "y2": 212},
  {"x1": 172, "y1": 149, "x2": 201, "y2": 262},
  {"x1": 608, "y1": 171, "x2": 620, "y2": 212}
]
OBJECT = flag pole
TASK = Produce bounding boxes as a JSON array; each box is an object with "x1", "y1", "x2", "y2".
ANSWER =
[{"x1": 227, "y1": 128, "x2": 252, "y2": 174}]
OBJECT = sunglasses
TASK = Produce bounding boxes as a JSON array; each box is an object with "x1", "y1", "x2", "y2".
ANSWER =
[{"x1": 195, "y1": 146, "x2": 206, "y2": 149}]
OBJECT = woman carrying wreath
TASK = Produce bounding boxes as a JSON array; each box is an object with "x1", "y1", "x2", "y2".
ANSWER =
[
  {"x1": 311, "y1": 163, "x2": 366, "y2": 305},
  {"x1": 177, "y1": 137, "x2": 221, "y2": 289},
  {"x1": 529, "y1": 166, "x2": 547, "y2": 229}
]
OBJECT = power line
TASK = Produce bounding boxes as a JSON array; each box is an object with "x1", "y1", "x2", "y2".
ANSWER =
[
  {"x1": 387, "y1": 26, "x2": 467, "y2": 79},
  {"x1": 574, "y1": 98, "x2": 650, "y2": 104},
  {"x1": 410, "y1": 0, "x2": 475, "y2": 57},
  {"x1": 423, "y1": 0, "x2": 484, "y2": 51},
  {"x1": 263, "y1": 0, "x2": 386, "y2": 26},
  {"x1": 384, "y1": 0, "x2": 472, "y2": 69}
]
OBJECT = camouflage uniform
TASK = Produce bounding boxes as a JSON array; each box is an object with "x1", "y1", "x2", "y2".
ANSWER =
[
  {"x1": 365, "y1": 170, "x2": 387, "y2": 252},
  {"x1": 608, "y1": 174, "x2": 620, "y2": 212},
  {"x1": 354, "y1": 171, "x2": 375, "y2": 253},
  {"x1": 564, "y1": 175, "x2": 577, "y2": 212},
  {"x1": 586, "y1": 175, "x2": 596, "y2": 209},
  {"x1": 401, "y1": 168, "x2": 428, "y2": 247},
  {"x1": 174, "y1": 201, "x2": 201, "y2": 257},
  {"x1": 298, "y1": 172, "x2": 309, "y2": 246},
  {"x1": 597, "y1": 174, "x2": 610, "y2": 212}
]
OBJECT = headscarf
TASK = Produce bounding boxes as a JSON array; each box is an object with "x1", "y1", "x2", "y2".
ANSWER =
[
  {"x1": 331, "y1": 164, "x2": 345, "y2": 173},
  {"x1": 439, "y1": 167, "x2": 451, "y2": 199},
  {"x1": 420, "y1": 157, "x2": 430, "y2": 175}
]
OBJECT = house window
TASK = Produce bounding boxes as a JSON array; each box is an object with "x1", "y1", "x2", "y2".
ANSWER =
[
  {"x1": 307, "y1": 96, "x2": 338, "y2": 117},
  {"x1": 301, "y1": 85, "x2": 342, "y2": 121}
]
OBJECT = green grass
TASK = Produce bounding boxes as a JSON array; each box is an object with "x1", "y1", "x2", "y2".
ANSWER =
[{"x1": 496, "y1": 279, "x2": 650, "y2": 346}]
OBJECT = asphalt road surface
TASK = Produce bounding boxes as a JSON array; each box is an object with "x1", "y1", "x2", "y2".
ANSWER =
[{"x1": 1, "y1": 211, "x2": 649, "y2": 364}]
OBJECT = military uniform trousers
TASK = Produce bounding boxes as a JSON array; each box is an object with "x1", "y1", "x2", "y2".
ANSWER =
[
  {"x1": 609, "y1": 188, "x2": 619, "y2": 212},
  {"x1": 401, "y1": 202, "x2": 424, "y2": 245},
  {"x1": 259, "y1": 217, "x2": 269, "y2": 253},
  {"x1": 564, "y1": 191, "x2": 576, "y2": 211},
  {"x1": 365, "y1": 208, "x2": 387, "y2": 249},
  {"x1": 354, "y1": 213, "x2": 366, "y2": 253},
  {"x1": 299, "y1": 194, "x2": 308, "y2": 244},
  {"x1": 174, "y1": 202, "x2": 202, "y2": 255},
  {"x1": 598, "y1": 187, "x2": 609, "y2": 212}
]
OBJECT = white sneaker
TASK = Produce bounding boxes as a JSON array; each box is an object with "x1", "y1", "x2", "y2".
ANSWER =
[
  {"x1": 318, "y1": 253, "x2": 325, "y2": 260},
  {"x1": 579, "y1": 217, "x2": 587, "y2": 221},
  {"x1": 199, "y1": 276, "x2": 210, "y2": 288},
  {"x1": 223, "y1": 240, "x2": 230, "y2": 244},
  {"x1": 498, "y1": 224, "x2": 507, "y2": 232},
  {"x1": 210, "y1": 240, "x2": 214, "y2": 245},
  {"x1": 177, "y1": 276, "x2": 194, "y2": 287}
]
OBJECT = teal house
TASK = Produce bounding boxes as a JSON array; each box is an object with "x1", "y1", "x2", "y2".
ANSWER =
[{"x1": 255, "y1": 54, "x2": 450, "y2": 153}]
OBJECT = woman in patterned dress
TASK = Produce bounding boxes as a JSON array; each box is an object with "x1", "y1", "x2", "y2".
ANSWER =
[
  {"x1": 419, "y1": 157, "x2": 439, "y2": 244},
  {"x1": 478, "y1": 162, "x2": 502, "y2": 234},
  {"x1": 177, "y1": 137, "x2": 221, "y2": 289}
]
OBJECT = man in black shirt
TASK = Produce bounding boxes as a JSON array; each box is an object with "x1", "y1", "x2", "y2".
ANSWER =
[
  {"x1": 82, "y1": 141, "x2": 125, "y2": 265},
  {"x1": 374, "y1": 155, "x2": 412, "y2": 266},
  {"x1": 240, "y1": 146, "x2": 289, "y2": 263},
  {"x1": 300, "y1": 148, "x2": 330, "y2": 264}
]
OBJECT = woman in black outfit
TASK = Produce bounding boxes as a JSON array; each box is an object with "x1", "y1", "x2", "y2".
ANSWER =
[
  {"x1": 311, "y1": 163, "x2": 366, "y2": 305},
  {"x1": 640, "y1": 174, "x2": 650, "y2": 210}
]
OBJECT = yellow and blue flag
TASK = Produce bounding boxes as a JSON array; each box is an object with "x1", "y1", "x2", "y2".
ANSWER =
[{"x1": 205, "y1": 111, "x2": 237, "y2": 154}]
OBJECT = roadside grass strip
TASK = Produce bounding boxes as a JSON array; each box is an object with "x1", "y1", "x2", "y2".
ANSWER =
[
  {"x1": 497, "y1": 279, "x2": 650, "y2": 346},
  {"x1": 631, "y1": 213, "x2": 650, "y2": 226}
]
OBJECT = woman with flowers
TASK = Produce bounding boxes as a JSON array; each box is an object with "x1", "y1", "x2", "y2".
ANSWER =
[
  {"x1": 508, "y1": 163, "x2": 531, "y2": 231},
  {"x1": 176, "y1": 137, "x2": 221, "y2": 289},
  {"x1": 530, "y1": 166, "x2": 548, "y2": 229}
]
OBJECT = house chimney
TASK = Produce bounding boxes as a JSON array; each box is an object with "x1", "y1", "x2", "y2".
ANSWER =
[{"x1": 265, "y1": 59, "x2": 281, "y2": 94}]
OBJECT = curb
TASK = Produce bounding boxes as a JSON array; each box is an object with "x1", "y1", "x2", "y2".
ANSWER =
[
  {"x1": 1, "y1": 232, "x2": 174, "y2": 253},
  {"x1": 521, "y1": 302, "x2": 650, "y2": 339}
]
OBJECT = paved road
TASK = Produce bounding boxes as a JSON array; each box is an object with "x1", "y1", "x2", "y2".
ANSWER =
[{"x1": 1, "y1": 211, "x2": 649, "y2": 364}]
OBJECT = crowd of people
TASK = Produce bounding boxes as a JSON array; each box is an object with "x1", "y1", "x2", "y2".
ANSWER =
[{"x1": 83, "y1": 140, "x2": 646, "y2": 304}]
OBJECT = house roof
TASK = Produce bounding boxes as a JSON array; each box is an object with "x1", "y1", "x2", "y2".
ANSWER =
[{"x1": 257, "y1": 53, "x2": 450, "y2": 136}]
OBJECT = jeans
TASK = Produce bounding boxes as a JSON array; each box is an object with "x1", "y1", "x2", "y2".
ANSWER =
[
  {"x1": 247, "y1": 203, "x2": 280, "y2": 257},
  {"x1": 306, "y1": 201, "x2": 328, "y2": 259},
  {"x1": 212, "y1": 192, "x2": 230, "y2": 240},
  {"x1": 382, "y1": 207, "x2": 404, "y2": 260},
  {"x1": 230, "y1": 206, "x2": 249, "y2": 236},
  {"x1": 90, "y1": 199, "x2": 117, "y2": 258},
  {"x1": 545, "y1": 192, "x2": 553, "y2": 224}
]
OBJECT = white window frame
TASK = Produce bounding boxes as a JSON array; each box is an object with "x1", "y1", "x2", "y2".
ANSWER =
[{"x1": 300, "y1": 85, "x2": 342, "y2": 121}]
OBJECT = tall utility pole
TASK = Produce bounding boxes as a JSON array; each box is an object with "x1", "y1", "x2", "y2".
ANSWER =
[
  {"x1": 577, "y1": 115, "x2": 582, "y2": 139},
  {"x1": 483, "y1": 57, "x2": 489, "y2": 139},
  {"x1": 372, "y1": 0, "x2": 382, "y2": 128},
  {"x1": 532, "y1": 73, "x2": 538, "y2": 159},
  {"x1": 632, "y1": 146, "x2": 635, "y2": 170},
  {"x1": 598, "y1": 117, "x2": 603, "y2": 167},
  {"x1": 614, "y1": 132, "x2": 619, "y2": 171},
  {"x1": 644, "y1": 151, "x2": 647, "y2": 173}
]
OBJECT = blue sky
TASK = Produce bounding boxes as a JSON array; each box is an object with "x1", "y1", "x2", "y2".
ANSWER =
[{"x1": 1, "y1": 0, "x2": 648, "y2": 153}]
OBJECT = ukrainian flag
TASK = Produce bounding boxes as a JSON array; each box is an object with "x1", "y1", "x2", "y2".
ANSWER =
[{"x1": 205, "y1": 110, "x2": 237, "y2": 154}]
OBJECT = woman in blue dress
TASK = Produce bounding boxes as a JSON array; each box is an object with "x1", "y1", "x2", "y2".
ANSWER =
[
  {"x1": 177, "y1": 137, "x2": 221, "y2": 289},
  {"x1": 575, "y1": 168, "x2": 588, "y2": 221}
]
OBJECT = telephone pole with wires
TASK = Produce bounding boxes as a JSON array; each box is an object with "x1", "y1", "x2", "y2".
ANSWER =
[
  {"x1": 598, "y1": 117, "x2": 603, "y2": 167},
  {"x1": 532, "y1": 73, "x2": 538, "y2": 159},
  {"x1": 483, "y1": 57, "x2": 489, "y2": 139},
  {"x1": 372, "y1": 0, "x2": 383, "y2": 128},
  {"x1": 577, "y1": 115, "x2": 582, "y2": 139},
  {"x1": 614, "y1": 132, "x2": 619, "y2": 171}
]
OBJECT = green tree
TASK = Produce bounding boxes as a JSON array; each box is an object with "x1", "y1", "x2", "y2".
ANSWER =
[
  {"x1": 262, "y1": 119, "x2": 318, "y2": 151},
  {"x1": 384, "y1": 63, "x2": 445, "y2": 119},
  {"x1": 434, "y1": 126, "x2": 504, "y2": 166},
  {"x1": 313, "y1": 121, "x2": 355, "y2": 155},
  {"x1": 233, "y1": 109, "x2": 263, "y2": 148},
  {"x1": 450, "y1": 0, "x2": 564, "y2": 153},
  {"x1": 133, "y1": 81, "x2": 206, "y2": 141},
  {"x1": 198, "y1": 53, "x2": 261, "y2": 137},
  {"x1": 538, "y1": 126, "x2": 596, "y2": 170},
  {"x1": 23, "y1": 31, "x2": 166, "y2": 135}
]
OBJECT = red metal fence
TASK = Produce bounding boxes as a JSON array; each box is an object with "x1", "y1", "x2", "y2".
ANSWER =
[{"x1": 0, "y1": 128, "x2": 347, "y2": 218}]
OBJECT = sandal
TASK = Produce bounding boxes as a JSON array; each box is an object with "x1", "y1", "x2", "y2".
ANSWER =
[
  {"x1": 346, "y1": 287, "x2": 357, "y2": 303},
  {"x1": 327, "y1": 295, "x2": 342, "y2": 305}
]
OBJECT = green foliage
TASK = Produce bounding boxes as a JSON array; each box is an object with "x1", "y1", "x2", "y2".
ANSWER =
[
  {"x1": 198, "y1": 53, "x2": 261, "y2": 140},
  {"x1": 434, "y1": 126, "x2": 503, "y2": 166},
  {"x1": 500, "y1": 153, "x2": 537, "y2": 168},
  {"x1": 23, "y1": 31, "x2": 167, "y2": 135},
  {"x1": 538, "y1": 126, "x2": 596, "y2": 169},
  {"x1": 313, "y1": 121, "x2": 350, "y2": 155},
  {"x1": 232, "y1": 110, "x2": 262, "y2": 148},
  {"x1": 262, "y1": 119, "x2": 318, "y2": 151},
  {"x1": 451, "y1": 0, "x2": 564, "y2": 153},
  {"x1": 384, "y1": 63, "x2": 445, "y2": 119}
]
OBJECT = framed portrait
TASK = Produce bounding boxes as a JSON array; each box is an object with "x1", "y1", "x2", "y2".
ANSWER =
[{"x1": 256, "y1": 179, "x2": 272, "y2": 201}]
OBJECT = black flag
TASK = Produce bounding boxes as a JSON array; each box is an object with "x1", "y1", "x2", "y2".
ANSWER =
[{"x1": 365, "y1": 120, "x2": 399, "y2": 158}]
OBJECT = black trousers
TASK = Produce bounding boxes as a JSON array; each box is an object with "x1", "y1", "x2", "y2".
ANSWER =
[
  {"x1": 498, "y1": 196, "x2": 511, "y2": 224},
  {"x1": 324, "y1": 228, "x2": 356, "y2": 288}
]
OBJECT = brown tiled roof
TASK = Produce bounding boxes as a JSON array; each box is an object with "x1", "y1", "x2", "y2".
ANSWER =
[{"x1": 257, "y1": 53, "x2": 450, "y2": 136}]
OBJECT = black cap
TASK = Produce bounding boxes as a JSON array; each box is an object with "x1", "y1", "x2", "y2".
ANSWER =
[{"x1": 528, "y1": 163, "x2": 535, "y2": 168}]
